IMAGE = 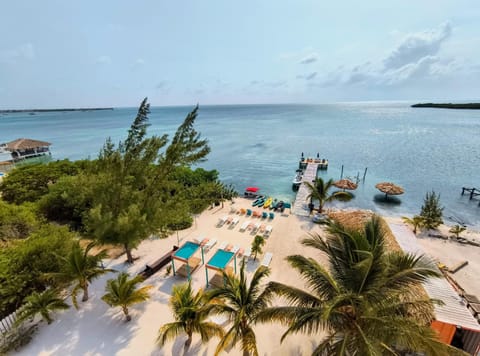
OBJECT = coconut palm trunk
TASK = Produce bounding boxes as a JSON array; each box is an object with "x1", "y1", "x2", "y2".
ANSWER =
[
  {"x1": 82, "y1": 282, "x2": 89, "y2": 302},
  {"x1": 125, "y1": 243, "x2": 134, "y2": 263},
  {"x1": 122, "y1": 306, "x2": 131, "y2": 321}
]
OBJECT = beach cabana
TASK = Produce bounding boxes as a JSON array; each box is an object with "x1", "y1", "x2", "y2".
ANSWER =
[
  {"x1": 205, "y1": 249, "x2": 237, "y2": 288},
  {"x1": 171, "y1": 241, "x2": 204, "y2": 280},
  {"x1": 4, "y1": 138, "x2": 51, "y2": 161}
]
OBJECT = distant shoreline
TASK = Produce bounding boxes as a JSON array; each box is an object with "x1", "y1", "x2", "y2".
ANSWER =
[
  {"x1": 0, "y1": 108, "x2": 114, "y2": 113},
  {"x1": 411, "y1": 103, "x2": 480, "y2": 109}
]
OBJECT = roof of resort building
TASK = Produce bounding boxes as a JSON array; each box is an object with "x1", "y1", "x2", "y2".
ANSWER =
[
  {"x1": 388, "y1": 221, "x2": 480, "y2": 332},
  {"x1": 4, "y1": 138, "x2": 51, "y2": 151}
]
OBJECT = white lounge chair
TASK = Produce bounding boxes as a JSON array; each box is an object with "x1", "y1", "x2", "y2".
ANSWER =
[
  {"x1": 253, "y1": 222, "x2": 261, "y2": 232},
  {"x1": 217, "y1": 215, "x2": 228, "y2": 227},
  {"x1": 231, "y1": 217, "x2": 239, "y2": 226},
  {"x1": 264, "y1": 225, "x2": 273, "y2": 237},
  {"x1": 218, "y1": 241, "x2": 228, "y2": 250},
  {"x1": 231, "y1": 245, "x2": 240, "y2": 254},
  {"x1": 193, "y1": 235, "x2": 206, "y2": 244},
  {"x1": 204, "y1": 239, "x2": 217, "y2": 252},
  {"x1": 240, "y1": 220, "x2": 250, "y2": 232},
  {"x1": 243, "y1": 247, "x2": 251, "y2": 260},
  {"x1": 261, "y1": 252, "x2": 273, "y2": 267}
]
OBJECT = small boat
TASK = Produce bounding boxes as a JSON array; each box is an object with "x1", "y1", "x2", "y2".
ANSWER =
[
  {"x1": 269, "y1": 199, "x2": 278, "y2": 210},
  {"x1": 263, "y1": 197, "x2": 273, "y2": 209},
  {"x1": 292, "y1": 173, "x2": 302, "y2": 185},
  {"x1": 252, "y1": 196, "x2": 265, "y2": 207}
]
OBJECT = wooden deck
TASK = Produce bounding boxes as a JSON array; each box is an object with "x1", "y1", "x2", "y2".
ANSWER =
[{"x1": 292, "y1": 163, "x2": 319, "y2": 216}]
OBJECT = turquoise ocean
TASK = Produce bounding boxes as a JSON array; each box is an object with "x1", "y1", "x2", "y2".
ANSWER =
[{"x1": 1, "y1": 102, "x2": 479, "y2": 228}]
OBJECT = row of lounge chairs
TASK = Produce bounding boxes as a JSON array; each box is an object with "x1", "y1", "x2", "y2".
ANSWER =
[
  {"x1": 193, "y1": 237, "x2": 218, "y2": 252},
  {"x1": 217, "y1": 215, "x2": 240, "y2": 228},
  {"x1": 230, "y1": 207, "x2": 275, "y2": 220},
  {"x1": 239, "y1": 220, "x2": 273, "y2": 236}
]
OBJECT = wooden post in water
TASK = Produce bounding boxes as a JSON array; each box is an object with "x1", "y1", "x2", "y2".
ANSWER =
[
  {"x1": 362, "y1": 167, "x2": 368, "y2": 182},
  {"x1": 461, "y1": 187, "x2": 466, "y2": 195},
  {"x1": 340, "y1": 165, "x2": 344, "y2": 179}
]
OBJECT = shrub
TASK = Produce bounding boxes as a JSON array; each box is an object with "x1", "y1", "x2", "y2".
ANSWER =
[{"x1": 419, "y1": 191, "x2": 443, "y2": 230}]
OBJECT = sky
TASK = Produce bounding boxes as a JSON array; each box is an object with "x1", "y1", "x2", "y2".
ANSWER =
[{"x1": 1, "y1": 0, "x2": 480, "y2": 108}]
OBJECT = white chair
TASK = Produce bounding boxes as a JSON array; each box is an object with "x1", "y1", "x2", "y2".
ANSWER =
[
  {"x1": 231, "y1": 245, "x2": 240, "y2": 254},
  {"x1": 253, "y1": 222, "x2": 261, "y2": 232},
  {"x1": 243, "y1": 247, "x2": 252, "y2": 260},
  {"x1": 264, "y1": 225, "x2": 273, "y2": 237},
  {"x1": 218, "y1": 241, "x2": 228, "y2": 250},
  {"x1": 204, "y1": 239, "x2": 217, "y2": 252},
  {"x1": 240, "y1": 220, "x2": 250, "y2": 232},
  {"x1": 231, "y1": 217, "x2": 239, "y2": 226},
  {"x1": 261, "y1": 252, "x2": 273, "y2": 267}
]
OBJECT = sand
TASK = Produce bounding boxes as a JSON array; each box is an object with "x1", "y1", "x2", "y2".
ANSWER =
[
  {"x1": 15, "y1": 198, "x2": 326, "y2": 356},
  {"x1": 14, "y1": 200, "x2": 480, "y2": 355}
]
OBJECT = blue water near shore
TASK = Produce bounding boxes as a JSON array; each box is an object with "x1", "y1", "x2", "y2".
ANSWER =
[{"x1": 1, "y1": 102, "x2": 480, "y2": 228}]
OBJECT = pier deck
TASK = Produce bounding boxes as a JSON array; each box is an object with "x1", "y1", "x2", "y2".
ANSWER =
[{"x1": 292, "y1": 163, "x2": 319, "y2": 216}]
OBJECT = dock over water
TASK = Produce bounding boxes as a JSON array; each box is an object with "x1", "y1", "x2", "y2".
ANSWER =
[{"x1": 292, "y1": 162, "x2": 319, "y2": 216}]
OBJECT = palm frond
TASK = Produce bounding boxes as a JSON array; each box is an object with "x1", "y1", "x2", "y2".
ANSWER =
[{"x1": 157, "y1": 321, "x2": 185, "y2": 346}]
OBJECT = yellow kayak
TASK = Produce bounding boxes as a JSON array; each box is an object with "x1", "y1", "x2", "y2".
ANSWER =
[{"x1": 263, "y1": 197, "x2": 273, "y2": 209}]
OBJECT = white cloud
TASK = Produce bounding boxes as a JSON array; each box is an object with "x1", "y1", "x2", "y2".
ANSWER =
[
  {"x1": 383, "y1": 22, "x2": 451, "y2": 70},
  {"x1": 95, "y1": 55, "x2": 111, "y2": 64},
  {"x1": 135, "y1": 58, "x2": 145, "y2": 66},
  {"x1": 299, "y1": 54, "x2": 318, "y2": 64},
  {"x1": 0, "y1": 43, "x2": 35, "y2": 63}
]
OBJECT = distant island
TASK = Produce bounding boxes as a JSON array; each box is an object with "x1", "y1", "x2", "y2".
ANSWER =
[
  {"x1": 411, "y1": 103, "x2": 480, "y2": 109},
  {"x1": 0, "y1": 108, "x2": 114, "y2": 113}
]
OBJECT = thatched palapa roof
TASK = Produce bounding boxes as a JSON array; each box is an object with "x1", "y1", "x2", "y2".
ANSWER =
[
  {"x1": 375, "y1": 182, "x2": 404, "y2": 196},
  {"x1": 333, "y1": 179, "x2": 358, "y2": 191},
  {"x1": 5, "y1": 138, "x2": 51, "y2": 151}
]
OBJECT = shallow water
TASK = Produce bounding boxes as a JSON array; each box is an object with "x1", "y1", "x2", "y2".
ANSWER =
[{"x1": 1, "y1": 102, "x2": 479, "y2": 228}]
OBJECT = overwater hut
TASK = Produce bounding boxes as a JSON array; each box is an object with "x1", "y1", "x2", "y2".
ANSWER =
[{"x1": 3, "y1": 138, "x2": 51, "y2": 161}]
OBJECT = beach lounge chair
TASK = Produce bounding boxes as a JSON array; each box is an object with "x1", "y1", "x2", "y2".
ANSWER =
[
  {"x1": 264, "y1": 225, "x2": 273, "y2": 237},
  {"x1": 231, "y1": 217, "x2": 239, "y2": 226},
  {"x1": 240, "y1": 220, "x2": 250, "y2": 232},
  {"x1": 230, "y1": 206, "x2": 237, "y2": 214},
  {"x1": 259, "y1": 224, "x2": 266, "y2": 233},
  {"x1": 253, "y1": 210, "x2": 262, "y2": 218},
  {"x1": 231, "y1": 245, "x2": 240, "y2": 254},
  {"x1": 239, "y1": 208, "x2": 246, "y2": 215},
  {"x1": 261, "y1": 212, "x2": 268, "y2": 219},
  {"x1": 237, "y1": 248, "x2": 244, "y2": 257},
  {"x1": 204, "y1": 239, "x2": 217, "y2": 252},
  {"x1": 243, "y1": 247, "x2": 252, "y2": 260},
  {"x1": 269, "y1": 212, "x2": 275, "y2": 220},
  {"x1": 246, "y1": 209, "x2": 252, "y2": 216},
  {"x1": 261, "y1": 252, "x2": 273, "y2": 267},
  {"x1": 226, "y1": 216, "x2": 233, "y2": 224},
  {"x1": 247, "y1": 221, "x2": 255, "y2": 230},
  {"x1": 218, "y1": 241, "x2": 228, "y2": 250},
  {"x1": 253, "y1": 222, "x2": 261, "y2": 232},
  {"x1": 225, "y1": 244, "x2": 233, "y2": 251}
]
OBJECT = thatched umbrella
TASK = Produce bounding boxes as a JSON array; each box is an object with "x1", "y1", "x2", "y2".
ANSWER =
[
  {"x1": 375, "y1": 182, "x2": 404, "y2": 199},
  {"x1": 334, "y1": 179, "x2": 358, "y2": 191}
]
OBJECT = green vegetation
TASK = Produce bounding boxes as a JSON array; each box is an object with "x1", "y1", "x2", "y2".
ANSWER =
[
  {"x1": 449, "y1": 224, "x2": 466, "y2": 239},
  {"x1": 402, "y1": 215, "x2": 425, "y2": 234},
  {"x1": 257, "y1": 216, "x2": 459, "y2": 355},
  {"x1": 207, "y1": 261, "x2": 272, "y2": 356},
  {"x1": 304, "y1": 177, "x2": 352, "y2": 213},
  {"x1": 45, "y1": 241, "x2": 114, "y2": 308},
  {"x1": 158, "y1": 282, "x2": 224, "y2": 352},
  {"x1": 102, "y1": 272, "x2": 152, "y2": 322},
  {"x1": 15, "y1": 289, "x2": 69, "y2": 325},
  {"x1": 420, "y1": 191, "x2": 444, "y2": 230},
  {"x1": 0, "y1": 200, "x2": 39, "y2": 243},
  {"x1": 251, "y1": 235, "x2": 265, "y2": 261}
]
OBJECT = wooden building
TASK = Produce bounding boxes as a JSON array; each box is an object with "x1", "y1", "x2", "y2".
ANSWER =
[{"x1": 2, "y1": 138, "x2": 51, "y2": 161}]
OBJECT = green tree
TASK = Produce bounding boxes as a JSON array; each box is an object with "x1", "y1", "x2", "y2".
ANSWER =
[
  {"x1": 87, "y1": 99, "x2": 210, "y2": 263},
  {"x1": 0, "y1": 201, "x2": 39, "y2": 242},
  {"x1": 15, "y1": 289, "x2": 69, "y2": 325},
  {"x1": 251, "y1": 235, "x2": 265, "y2": 261},
  {"x1": 0, "y1": 224, "x2": 75, "y2": 319},
  {"x1": 258, "y1": 216, "x2": 461, "y2": 355},
  {"x1": 304, "y1": 177, "x2": 352, "y2": 213},
  {"x1": 157, "y1": 282, "x2": 224, "y2": 352},
  {"x1": 420, "y1": 191, "x2": 444, "y2": 230},
  {"x1": 402, "y1": 215, "x2": 425, "y2": 234},
  {"x1": 207, "y1": 261, "x2": 272, "y2": 356},
  {"x1": 101, "y1": 272, "x2": 152, "y2": 322},
  {"x1": 46, "y1": 241, "x2": 114, "y2": 308},
  {"x1": 449, "y1": 224, "x2": 466, "y2": 239}
]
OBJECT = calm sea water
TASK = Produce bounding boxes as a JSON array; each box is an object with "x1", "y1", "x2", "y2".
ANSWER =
[{"x1": 1, "y1": 102, "x2": 480, "y2": 228}]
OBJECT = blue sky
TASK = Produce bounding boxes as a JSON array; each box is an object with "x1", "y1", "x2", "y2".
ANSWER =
[{"x1": 1, "y1": 1, "x2": 479, "y2": 108}]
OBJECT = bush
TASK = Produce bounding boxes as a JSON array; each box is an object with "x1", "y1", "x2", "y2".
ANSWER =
[{"x1": 0, "y1": 324, "x2": 38, "y2": 354}]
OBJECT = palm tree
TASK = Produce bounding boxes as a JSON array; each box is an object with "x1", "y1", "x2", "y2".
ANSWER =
[
  {"x1": 207, "y1": 260, "x2": 272, "y2": 356},
  {"x1": 157, "y1": 282, "x2": 224, "y2": 352},
  {"x1": 102, "y1": 272, "x2": 152, "y2": 321},
  {"x1": 402, "y1": 215, "x2": 425, "y2": 234},
  {"x1": 15, "y1": 289, "x2": 69, "y2": 325},
  {"x1": 304, "y1": 177, "x2": 352, "y2": 213},
  {"x1": 251, "y1": 235, "x2": 265, "y2": 261},
  {"x1": 449, "y1": 224, "x2": 466, "y2": 239},
  {"x1": 46, "y1": 241, "x2": 114, "y2": 308},
  {"x1": 258, "y1": 216, "x2": 463, "y2": 355}
]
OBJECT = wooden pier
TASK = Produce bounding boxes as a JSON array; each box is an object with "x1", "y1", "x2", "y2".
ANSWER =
[
  {"x1": 461, "y1": 187, "x2": 480, "y2": 206},
  {"x1": 292, "y1": 162, "x2": 319, "y2": 216}
]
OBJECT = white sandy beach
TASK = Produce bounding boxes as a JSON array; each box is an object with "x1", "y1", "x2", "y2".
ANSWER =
[{"x1": 14, "y1": 198, "x2": 480, "y2": 356}]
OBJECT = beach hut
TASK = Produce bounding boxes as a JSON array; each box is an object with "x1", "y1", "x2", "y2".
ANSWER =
[
  {"x1": 3, "y1": 138, "x2": 51, "y2": 161},
  {"x1": 171, "y1": 241, "x2": 204, "y2": 280},
  {"x1": 205, "y1": 249, "x2": 237, "y2": 288}
]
